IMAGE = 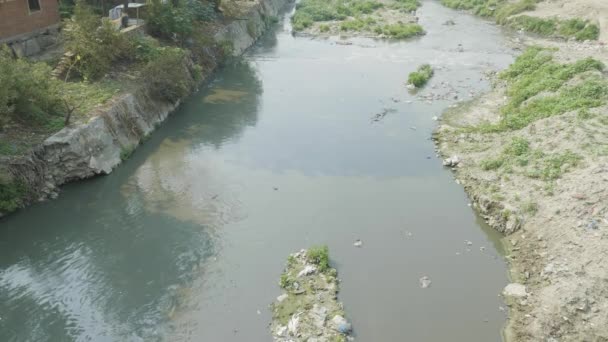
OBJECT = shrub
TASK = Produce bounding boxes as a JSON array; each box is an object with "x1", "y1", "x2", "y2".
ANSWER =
[
  {"x1": 147, "y1": 0, "x2": 216, "y2": 42},
  {"x1": 0, "y1": 177, "x2": 26, "y2": 213},
  {"x1": 65, "y1": 1, "x2": 135, "y2": 80},
  {"x1": 480, "y1": 158, "x2": 504, "y2": 170},
  {"x1": 380, "y1": 23, "x2": 424, "y2": 39},
  {"x1": 408, "y1": 64, "x2": 434, "y2": 87},
  {"x1": 291, "y1": 0, "x2": 384, "y2": 31},
  {"x1": 142, "y1": 48, "x2": 200, "y2": 102},
  {"x1": 0, "y1": 46, "x2": 63, "y2": 128},
  {"x1": 307, "y1": 245, "x2": 330, "y2": 272}
]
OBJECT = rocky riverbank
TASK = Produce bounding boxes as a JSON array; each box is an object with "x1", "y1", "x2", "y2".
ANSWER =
[
  {"x1": 436, "y1": 1, "x2": 608, "y2": 340},
  {"x1": 271, "y1": 247, "x2": 353, "y2": 342},
  {"x1": 0, "y1": 0, "x2": 288, "y2": 218}
]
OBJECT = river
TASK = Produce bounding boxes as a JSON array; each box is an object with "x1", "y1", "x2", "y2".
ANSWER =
[{"x1": 0, "y1": 1, "x2": 515, "y2": 341}]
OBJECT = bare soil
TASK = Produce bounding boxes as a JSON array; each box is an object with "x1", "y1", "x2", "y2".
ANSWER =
[{"x1": 437, "y1": 1, "x2": 608, "y2": 341}]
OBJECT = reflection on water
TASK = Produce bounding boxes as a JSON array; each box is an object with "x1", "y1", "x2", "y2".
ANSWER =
[
  {"x1": 0, "y1": 60, "x2": 263, "y2": 342},
  {"x1": 0, "y1": 1, "x2": 515, "y2": 341}
]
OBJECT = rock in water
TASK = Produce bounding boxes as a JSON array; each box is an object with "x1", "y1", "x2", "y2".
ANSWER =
[
  {"x1": 419, "y1": 276, "x2": 432, "y2": 289},
  {"x1": 270, "y1": 247, "x2": 353, "y2": 341}
]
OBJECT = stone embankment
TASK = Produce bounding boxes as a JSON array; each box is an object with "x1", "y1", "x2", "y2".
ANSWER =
[{"x1": 0, "y1": 0, "x2": 288, "y2": 218}]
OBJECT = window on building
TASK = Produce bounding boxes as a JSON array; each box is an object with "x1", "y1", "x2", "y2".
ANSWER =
[{"x1": 28, "y1": 0, "x2": 41, "y2": 12}]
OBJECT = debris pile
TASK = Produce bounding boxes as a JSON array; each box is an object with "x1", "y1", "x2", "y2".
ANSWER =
[{"x1": 271, "y1": 247, "x2": 353, "y2": 342}]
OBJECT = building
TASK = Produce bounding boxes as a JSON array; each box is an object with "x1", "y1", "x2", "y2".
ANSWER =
[{"x1": 0, "y1": 0, "x2": 61, "y2": 55}]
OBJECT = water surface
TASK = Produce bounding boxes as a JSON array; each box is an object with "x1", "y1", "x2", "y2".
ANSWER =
[{"x1": 0, "y1": 1, "x2": 515, "y2": 341}]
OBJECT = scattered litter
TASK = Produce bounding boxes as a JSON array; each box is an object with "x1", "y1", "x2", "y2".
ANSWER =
[
  {"x1": 410, "y1": 126, "x2": 417, "y2": 130},
  {"x1": 465, "y1": 240, "x2": 473, "y2": 246},
  {"x1": 257, "y1": 310, "x2": 261, "y2": 315},
  {"x1": 479, "y1": 246, "x2": 486, "y2": 252},
  {"x1": 587, "y1": 219, "x2": 599, "y2": 230},
  {"x1": 419, "y1": 276, "x2": 432, "y2": 289},
  {"x1": 432, "y1": 116, "x2": 439, "y2": 121},
  {"x1": 353, "y1": 239, "x2": 363, "y2": 248}
]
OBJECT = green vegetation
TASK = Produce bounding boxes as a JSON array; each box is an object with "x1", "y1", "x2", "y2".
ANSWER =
[
  {"x1": 340, "y1": 17, "x2": 377, "y2": 31},
  {"x1": 408, "y1": 64, "x2": 434, "y2": 87},
  {"x1": 0, "y1": 177, "x2": 26, "y2": 213},
  {"x1": 440, "y1": 0, "x2": 536, "y2": 22},
  {"x1": 494, "y1": 0, "x2": 536, "y2": 24},
  {"x1": 143, "y1": 48, "x2": 201, "y2": 102},
  {"x1": 558, "y1": 18, "x2": 600, "y2": 41},
  {"x1": 377, "y1": 23, "x2": 424, "y2": 38},
  {"x1": 507, "y1": 16, "x2": 600, "y2": 41},
  {"x1": 146, "y1": 0, "x2": 216, "y2": 43},
  {"x1": 440, "y1": 0, "x2": 506, "y2": 18},
  {"x1": 65, "y1": 1, "x2": 136, "y2": 80},
  {"x1": 291, "y1": 0, "x2": 384, "y2": 31},
  {"x1": 476, "y1": 47, "x2": 607, "y2": 132},
  {"x1": 307, "y1": 245, "x2": 330, "y2": 272},
  {"x1": 0, "y1": 46, "x2": 63, "y2": 131},
  {"x1": 479, "y1": 136, "x2": 582, "y2": 180},
  {"x1": 389, "y1": 0, "x2": 420, "y2": 12},
  {"x1": 441, "y1": 0, "x2": 599, "y2": 41}
]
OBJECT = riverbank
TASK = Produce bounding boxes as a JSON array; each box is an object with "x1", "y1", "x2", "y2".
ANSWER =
[
  {"x1": 0, "y1": 0, "x2": 288, "y2": 218},
  {"x1": 436, "y1": 1, "x2": 608, "y2": 340}
]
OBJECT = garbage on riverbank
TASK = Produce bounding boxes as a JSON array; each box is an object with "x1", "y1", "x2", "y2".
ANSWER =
[{"x1": 270, "y1": 246, "x2": 353, "y2": 341}]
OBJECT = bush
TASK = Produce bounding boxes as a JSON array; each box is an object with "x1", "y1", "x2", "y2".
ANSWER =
[
  {"x1": 291, "y1": 0, "x2": 384, "y2": 31},
  {"x1": 0, "y1": 177, "x2": 26, "y2": 213},
  {"x1": 380, "y1": 23, "x2": 424, "y2": 39},
  {"x1": 146, "y1": 0, "x2": 216, "y2": 42},
  {"x1": 142, "y1": 48, "x2": 200, "y2": 102},
  {"x1": 0, "y1": 46, "x2": 63, "y2": 128},
  {"x1": 307, "y1": 245, "x2": 330, "y2": 273},
  {"x1": 65, "y1": 1, "x2": 135, "y2": 80},
  {"x1": 408, "y1": 64, "x2": 434, "y2": 87}
]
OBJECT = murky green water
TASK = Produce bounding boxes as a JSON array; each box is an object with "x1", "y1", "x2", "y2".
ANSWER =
[{"x1": 0, "y1": 1, "x2": 516, "y2": 341}]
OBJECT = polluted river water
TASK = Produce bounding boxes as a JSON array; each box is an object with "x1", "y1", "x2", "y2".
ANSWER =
[{"x1": 0, "y1": 1, "x2": 516, "y2": 341}]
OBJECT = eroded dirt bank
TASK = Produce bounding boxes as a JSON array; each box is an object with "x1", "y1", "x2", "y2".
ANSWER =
[{"x1": 436, "y1": 1, "x2": 608, "y2": 341}]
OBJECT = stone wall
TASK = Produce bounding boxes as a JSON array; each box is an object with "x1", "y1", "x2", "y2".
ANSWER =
[{"x1": 0, "y1": 0, "x2": 289, "y2": 217}]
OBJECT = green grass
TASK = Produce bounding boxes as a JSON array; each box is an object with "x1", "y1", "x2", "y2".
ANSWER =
[
  {"x1": 0, "y1": 178, "x2": 26, "y2": 213},
  {"x1": 408, "y1": 64, "x2": 434, "y2": 87},
  {"x1": 479, "y1": 136, "x2": 582, "y2": 180},
  {"x1": 440, "y1": 0, "x2": 538, "y2": 22},
  {"x1": 60, "y1": 80, "x2": 123, "y2": 117},
  {"x1": 507, "y1": 16, "x2": 600, "y2": 41},
  {"x1": 378, "y1": 23, "x2": 424, "y2": 38},
  {"x1": 494, "y1": 0, "x2": 536, "y2": 24},
  {"x1": 307, "y1": 245, "x2": 330, "y2": 273},
  {"x1": 291, "y1": 0, "x2": 384, "y2": 31},
  {"x1": 340, "y1": 16, "x2": 377, "y2": 31},
  {"x1": 440, "y1": 0, "x2": 599, "y2": 41},
  {"x1": 440, "y1": 0, "x2": 505, "y2": 18},
  {"x1": 477, "y1": 47, "x2": 607, "y2": 132},
  {"x1": 389, "y1": 0, "x2": 421, "y2": 12},
  {"x1": 559, "y1": 18, "x2": 600, "y2": 41}
]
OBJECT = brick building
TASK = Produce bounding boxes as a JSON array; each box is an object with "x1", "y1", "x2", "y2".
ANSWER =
[{"x1": 0, "y1": 0, "x2": 60, "y2": 54}]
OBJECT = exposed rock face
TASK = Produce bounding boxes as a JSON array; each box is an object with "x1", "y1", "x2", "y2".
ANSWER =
[
  {"x1": 271, "y1": 249, "x2": 353, "y2": 342},
  {"x1": 1, "y1": 0, "x2": 288, "y2": 216}
]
